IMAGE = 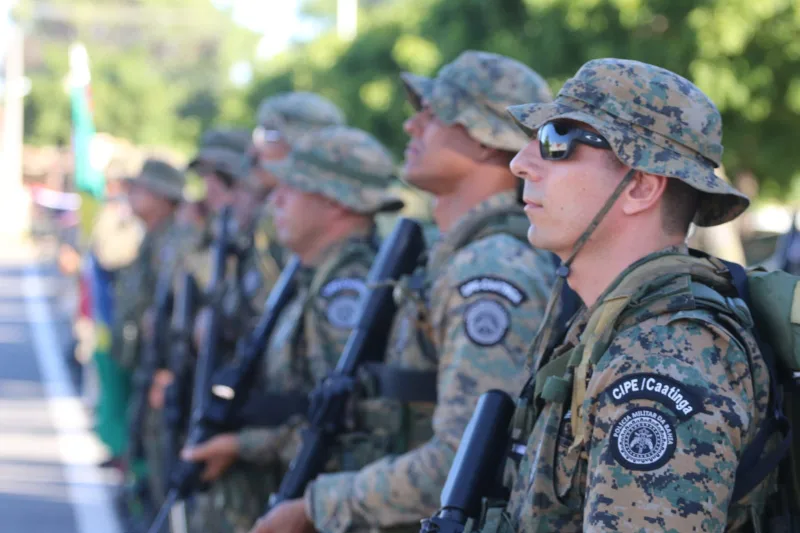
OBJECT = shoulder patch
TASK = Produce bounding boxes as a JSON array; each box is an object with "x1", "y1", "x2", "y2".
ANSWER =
[
  {"x1": 458, "y1": 277, "x2": 527, "y2": 306},
  {"x1": 464, "y1": 299, "x2": 510, "y2": 346},
  {"x1": 605, "y1": 373, "x2": 704, "y2": 420},
  {"x1": 611, "y1": 407, "x2": 676, "y2": 471},
  {"x1": 326, "y1": 294, "x2": 362, "y2": 329},
  {"x1": 321, "y1": 277, "x2": 367, "y2": 299},
  {"x1": 321, "y1": 277, "x2": 367, "y2": 329}
]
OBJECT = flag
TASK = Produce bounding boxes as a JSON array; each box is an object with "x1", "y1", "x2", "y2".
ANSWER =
[
  {"x1": 69, "y1": 43, "x2": 104, "y2": 243},
  {"x1": 69, "y1": 42, "x2": 105, "y2": 199},
  {"x1": 68, "y1": 43, "x2": 130, "y2": 461}
]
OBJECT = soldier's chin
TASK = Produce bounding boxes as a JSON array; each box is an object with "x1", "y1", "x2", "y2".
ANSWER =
[
  {"x1": 527, "y1": 226, "x2": 560, "y2": 255},
  {"x1": 400, "y1": 165, "x2": 435, "y2": 192}
]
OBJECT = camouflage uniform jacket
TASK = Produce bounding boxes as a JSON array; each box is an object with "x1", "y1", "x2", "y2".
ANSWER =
[
  {"x1": 305, "y1": 190, "x2": 556, "y2": 533},
  {"x1": 218, "y1": 226, "x2": 278, "y2": 349},
  {"x1": 236, "y1": 231, "x2": 378, "y2": 461},
  {"x1": 112, "y1": 216, "x2": 181, "y2": 371},
  {"x1": 504, "y1": 246, "x2": 775, "y2": 532}
]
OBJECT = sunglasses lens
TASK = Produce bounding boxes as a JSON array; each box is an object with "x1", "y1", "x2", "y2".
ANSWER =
[{"x1": 538, "y1": 122, "x2": 575, "y2": 160}]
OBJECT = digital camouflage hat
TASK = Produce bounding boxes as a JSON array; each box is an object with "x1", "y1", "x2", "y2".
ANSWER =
[
  {"x1": 262, "y1": 125, "x2": 404, "y2": 215},
  {"x1": 507, "y1": 58, "x2": 750, "y2": 227},
  {"x1": 188, "y1": 127, "x2": 251, "y2": 181},
  {"x1": 127, "y1": 158, "x2": 185, "y2": 202},
  {"x1": 256, "y1": 92, "x2": 346, "y2": 146},
  {"x1": 401, "y1": 50, "x2": 553, "y2": 152}
]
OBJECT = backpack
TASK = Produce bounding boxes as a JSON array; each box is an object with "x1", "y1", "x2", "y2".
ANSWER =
[
  {"x1": 731, "y1": 261, "x2": 799, "y2": 529},
  {"x1": 567, "y1": 251, "x2": 798, "y2": 527}
]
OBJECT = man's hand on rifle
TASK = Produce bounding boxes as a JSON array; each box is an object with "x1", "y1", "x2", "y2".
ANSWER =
[
  {"x1": 180, "y1": 433, "x2": 239, "y2": 482},
  {"x1": 148, "y1": 369, "x2": 174, "y2": 410},
  {"x1": 248, "y1": 499, "x2": 316, "y2": 533}
]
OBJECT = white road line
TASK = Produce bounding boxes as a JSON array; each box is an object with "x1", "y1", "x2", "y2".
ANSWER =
[{"x1": 22, "y1": 265, "x2": 123, "y2": 533}]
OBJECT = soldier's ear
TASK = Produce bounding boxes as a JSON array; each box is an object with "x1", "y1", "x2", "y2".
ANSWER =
[{"x1": 620, "y1": 171, "x2": 668, "y2": 217}]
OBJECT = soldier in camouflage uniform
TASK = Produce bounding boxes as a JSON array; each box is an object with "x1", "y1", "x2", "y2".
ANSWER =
[
  {"x1": 189, "y1": 128, "x2": 270, "y2": 350},
  {"x1": 475, "y1": 58, "x2": 775, "y2": 532},
  {"x1": 181, "y1": 125, "x2": 404, "y2": 533},
  {"x1": 112, "y1": 159, "x2": 185, "y2": 509},
  {"x1": 253, "y1": 51, "x2": 557, "y2": 533},
  {"x1": 247, "y1": 92, "x2": 348, "y2": 304}
]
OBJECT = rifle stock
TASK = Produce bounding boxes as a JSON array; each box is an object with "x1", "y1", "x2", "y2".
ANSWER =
[
  {"x1": 129, "y1": 261, "x2": 174, "y2": 462},
  {"x1": 419, "y1": 390, "x2": 515, "y2": 533},
  {"x1": 162, "y1": 273, "x2": 199, "y2": 493},
  {"x1": 268, "y1": 217, "x2": 425, "y2": 510}
]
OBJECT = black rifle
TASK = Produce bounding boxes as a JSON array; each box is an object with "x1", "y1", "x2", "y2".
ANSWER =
[
  {"x1": 268, "y1": 218, "x2": 425, "y2": 510},
  {"x1": 203, "y1": 255, "x2": 301, "y2": 427},
  {"x1": 419, "y1": 390, "x2": 516, "y2": 533},
  {"x1": 148, "y1": 232, "x2": 301, "y2": 533},
  {"x1": 147, "y1": 206, "x2": 233, "y2": 533},
  {"x1": 129, "y1": 262, "x2": 174, "y2": 464},
  {"x1": 162, "y1": 273, "x2": 199, "y2": 496},
  {"x1": 161, "y1": 272, "x2": 198, "y2": 533}
]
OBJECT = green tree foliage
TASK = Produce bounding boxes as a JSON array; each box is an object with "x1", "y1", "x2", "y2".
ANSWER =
[
  {"x1": 18, "y1": 0, "x2": 259, "y2": 154},
  {"x1": 248, "y1": 0, "x2": 800, "y2": 196}
]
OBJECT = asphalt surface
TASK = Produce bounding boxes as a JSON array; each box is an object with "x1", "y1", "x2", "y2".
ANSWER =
[{"x1": 0, "y1": 239, "x2": 121, "y2": 533}]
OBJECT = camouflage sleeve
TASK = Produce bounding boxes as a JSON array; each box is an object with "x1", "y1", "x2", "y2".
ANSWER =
[
  {"x1": 305, "y1": 236, "x2": 554, "y2": 532},
  {"x1": 237, "y1": 416, "x2": 306, "y2": 466},
  {"x1": 580, "y1": 313, "x2": 763, "y2": 532}
]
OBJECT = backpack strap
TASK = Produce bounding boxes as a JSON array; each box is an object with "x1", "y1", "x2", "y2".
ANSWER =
[
  {"x1": 719, "y1": 259, "x2": 793, "y2": 503},
  {"x1": 550, "y1": 254, "x2": 582, "y2": 351}
]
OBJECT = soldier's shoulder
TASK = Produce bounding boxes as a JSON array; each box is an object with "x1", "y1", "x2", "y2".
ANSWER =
[
  {"x1": 323, "y1": 238, "x2": 377, "y2": 278},
  {"x1": 596, "y1": 309, "x2": 752, "y2": 389},
  {"x1": 447, "y1": 233, "x2": 555, "y2": 288}
]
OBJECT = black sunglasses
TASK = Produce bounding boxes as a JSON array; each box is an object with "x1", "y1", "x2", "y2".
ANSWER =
[{"x1": 538, "y1": 121, "x2": 611, "y2": 160}]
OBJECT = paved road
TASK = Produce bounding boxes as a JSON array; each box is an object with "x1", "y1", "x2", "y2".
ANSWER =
[{"x1": 0, "y1": 241, "x2": 122, "y2": 533}]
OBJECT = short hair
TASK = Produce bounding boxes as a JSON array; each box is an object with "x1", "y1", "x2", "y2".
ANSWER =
[
  {"x1": 604, "y1": 152, "x2": 699, "y2": 235},
  {"x1": 661, "y1": 177, "x2": 700, "y2": 235}
]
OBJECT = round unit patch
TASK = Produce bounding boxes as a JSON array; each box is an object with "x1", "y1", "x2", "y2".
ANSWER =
[
  {"x1": 611, "y1": 407, "x2": 676, "y2": 471},
  {"x1": 464, "y1": 299, "x2": 510, "y2": 346},
  {"x1": 326, "y1": 295, "x2": 361, "y2": 329}
]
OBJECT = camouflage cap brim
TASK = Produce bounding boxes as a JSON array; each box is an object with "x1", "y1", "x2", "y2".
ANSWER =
[
  {"x1": 126, "y1": 175, "x2": 184, "y2": 202},
  {"x1": 188, "y1": 147, "x2": 248, "y2": 180},
  {"x1": 263, "y1": 156, "x2": 404, "y2": 215},
  {"x1": 400, "y1": 72, "x2": 434, "y2": 112},
  {"x1": 429, "y1": 79, "x2": 532, "y2": 152},
  {"x1": 402, "y1": 71, "x2": 534, "y2": 152},
  {"x1": 507, "y1": 101, "x2": 750, "y2": 227}
]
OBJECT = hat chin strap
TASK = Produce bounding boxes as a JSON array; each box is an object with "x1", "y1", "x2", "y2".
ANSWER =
[{"x1": 529, "y1": 168, "x2": 637, "y2": 361}]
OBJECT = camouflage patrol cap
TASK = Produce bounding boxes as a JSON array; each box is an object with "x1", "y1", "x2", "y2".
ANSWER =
[
  {"x1": 262, "y1": 125, "x2": 404, "y2": 215},
  {"x1": 127, "y1": 158, "x2": 185, "y2": 202},
  {"x1": 507, "y1": 58, "x2": 750, "y2": 227},
  {"x1": 401, "y1": 50, "x2": 553, "y2": 152},
  {"x1": 256, "y1": 92, "x2": 346, "y2": 146},
  {"x1": 188, "y1": 127, "x2": 251, "y2": 181}
]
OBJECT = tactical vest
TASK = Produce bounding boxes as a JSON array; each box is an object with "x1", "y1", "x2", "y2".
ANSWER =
[
  {"x1": 260, "y1": 233, "x2": 379, "y2": 395},
  {"x1": 474, "y1": 251, "x2": 776, "y2": 533},
  {"x1": 331, "y1": 203, "x2": 534, "y2": 533}
]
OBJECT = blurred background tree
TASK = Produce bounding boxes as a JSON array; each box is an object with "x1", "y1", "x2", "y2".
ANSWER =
[
  {"x1": 16, "y1": 0, "x2": 259, "y2": 154},
  {"x1": 14, "y1": 0, "x2": 800, "y2": 198},
  {"x1": 246, "y1": 0, "x2": 800, "y2": 199}
]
